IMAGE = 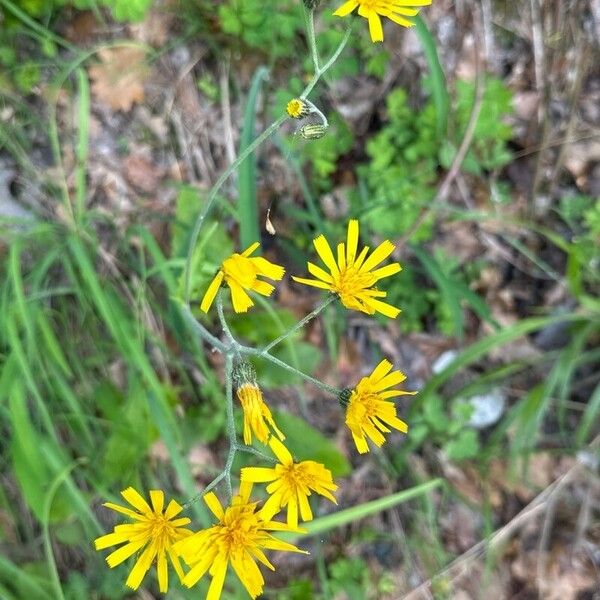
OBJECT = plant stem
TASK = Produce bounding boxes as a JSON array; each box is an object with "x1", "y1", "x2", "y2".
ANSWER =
[
  {"x1": 223, "y1": 353, "x2": 236, "y2": 502},
  {"x1": 261, "y1": 295, "x2": 335, "y2": 355},
  {"x1": 301, "y1": 23, "x2": 352, "y2": 100},
  {"x1": 306, "y1": 8, "x2": 320, "y2": 72},
  {"x1": 242, "y1": 345, "x2": 340, "y2": 396},
  {"x1": 183, "y1": 115, "x2": 287, "y2": 303}
]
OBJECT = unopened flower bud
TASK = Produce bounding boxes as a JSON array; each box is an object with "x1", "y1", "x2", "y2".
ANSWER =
[
  {"x1": 303, "y1": 0, "x2": 322, "y2": 9},
  {"x1": 299, "y1": 123, "x2": 327, "y2": 140}
]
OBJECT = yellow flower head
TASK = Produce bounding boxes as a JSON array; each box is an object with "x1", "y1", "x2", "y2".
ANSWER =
[
  {"x1": 237, "y1": 382, "x2": 285, "y2": 446},
  {"x1": 242, "y1": 437, "x2": 338, "y2": 528},
  {"x1": 343, "y1": 359, "x2": 415, "y2": 453},
  {"x1": 175, "y1": 482, "x2": 307, "y2": 599},
  {"x1": 94, "y1": 488, "x2": 192, "y2": 593},
  {"x1": 292, "y1": 220, "x2": 402, "y2": 318},
  {"x1": 333, "y1": 0, "x2": 432, "y2": 43},
  {"x1": 200, "y1": 242, "x2": 285, "y2": 314},
  {"x1": 286, "y1": 98, "x2": 310, "y2": 119}
]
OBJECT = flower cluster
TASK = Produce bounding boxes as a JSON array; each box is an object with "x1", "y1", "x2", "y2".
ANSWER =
[
  {"x1": 201, "y1": 220, "x2": 401, "y2": 319},
  {"x1": 94, "y1": 0, "x2": 435, "y2": 591}
]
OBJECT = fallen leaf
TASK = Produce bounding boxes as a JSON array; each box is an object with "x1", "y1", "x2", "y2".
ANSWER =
[
  {"x1": 88, "y1": 47, "x2": 148, "y2": 112},
  {"x1": 122, "y1": 154, "x2": 164, "y2": 194}
]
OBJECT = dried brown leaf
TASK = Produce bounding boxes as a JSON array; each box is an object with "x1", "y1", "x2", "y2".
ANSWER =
[{"x1": 88, "y1": 47, "x2": 148, "y2": 112}]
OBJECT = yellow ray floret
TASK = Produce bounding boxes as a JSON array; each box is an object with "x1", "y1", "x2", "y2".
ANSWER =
[
  {"x1": 333, "y1": 0, "x2": 432, "y2": 43},
  {"x1": 237, "y1": 382, "x2": 285, "y2": 446},
  {"x1": 292, "y1": 220, "x2": 402, "y2": 318},
  {"x1": 200, "y1": 242, "x2": 285, "y2": 314},
  {"x1": 174, "y1": 482, "x2": 307, "y2": 600},
  {"x1": 94, "y1": 488, "x2": 192, "y2": 593},
  {"x1": 241, "y1": 438, "x2": 338, "y2": 529},
  {"x1": 344, "y1": 359, "x2": 415, "y2": 453}
]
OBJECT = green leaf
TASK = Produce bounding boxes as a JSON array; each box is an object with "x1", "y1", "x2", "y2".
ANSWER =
[{"x1": 444, "y1": 429, "x2": 480, "y2": 461}]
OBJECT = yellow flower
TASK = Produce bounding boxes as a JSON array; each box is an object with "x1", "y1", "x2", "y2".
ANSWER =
[
  {"x1": 292, "y1": 220, "x2": 402, "y2": 318},
  {"x1": 94, "y1": 488, "x2": 192, "y2": 593},
  {"x1": 333, "y1": 0, "x2": 432, "y2": 43},
  {"x1": 237, "y1": 381, "x2": 285, "y2": 446},
  {"x1": 175, "y1": 482, "x2": 307, "y2": 599},
  {"x1": 241, "y1": 438, "x2": 338, "y2": 528},
  {"x1": 343, "y1": 359, "x2": 415, "y2": 453},
  {"x1": 200, "y1": 242, "x2": 285, "y2": 314},
  {"x1": 286, "y1": 98, "x2": 310, "y2": 119}
]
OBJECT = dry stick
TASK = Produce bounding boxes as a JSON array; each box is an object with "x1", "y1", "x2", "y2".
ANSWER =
[
  {"x1": 403, "y1": 460, "x2": 585, "y2": 600},
  {"x1": 396, "y1": 14, "x2": 485, "y2": 253},
  {"x1": 529, "y1": 0, "x2": 550, "y2": 208},
  {"x1": 549, "y1": 38, "x2": 589, "y2": 197}
]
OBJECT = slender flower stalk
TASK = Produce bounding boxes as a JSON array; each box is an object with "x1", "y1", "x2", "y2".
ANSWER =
[{"x1": 242, "y1": 438, "x2": 337, "y2": 528}]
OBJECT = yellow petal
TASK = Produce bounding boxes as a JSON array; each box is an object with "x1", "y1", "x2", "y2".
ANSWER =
[
  {"x1": 307, "y1": 261, "x2": 333, "y2": 283},
  {"x1": 241, "y1": 241, "x2": 261, "y2": 257},
  {"x1": 241, "y1": 467, "x2": 278, "y2": 483},
  {"x1": 157, "y1": 551, "x2": 168, "y2": 593},
  {"x1": 386, "y1": 12, "x2": 415, "y2": 27},
  {"x1": 369, "y1": 359, "x2": 393, "y2": 383},
  {"x1": 164, "y1": 498, "x2": 184, "y2": 520},
  {"x1": 106, "y1": 539, "x2": 146, "y2": 568},
  {"x1": 250, "y1": 256, "x2": 285, "y2": 280},
  {"x1": 125, "y1": 543, "x2": 157, "y2": 590},
  {"x1": 292, "y1": 276, "x2": 333, "y2": 291},
  {"x1": 252, "y1": 280, "x2": 275, "y2": 297},
  {"x1": 333, "y1": 0, "x2": 359, "y2": 16},
  {"x1": 269, "y1": 437, "x2": 293, "y2": 465},
  {"x1": 228, "y1": 279, "x2": 254, "y2": 312},
  {"x1": 366, "y1": 8, "x2": 384, "y2": 42},
  {"x1": 360, "y1": 240, "x2": 395, "y2": 273},
  {"x1": 206, "y1": 556, "x2": 228, "y2": 600},
  {"x1": 149, "y1": 490, "x2": 164, "y2": 515},
  {"x1": 94, "y1": 530, "x2": 132, "y2": 550},
  {"x1": 121, "y1": 487, "x2": 152, "y2": 515},
  {"x1": 200, "y1": 271, "x2": 224, "y2": 313},
  {"x1": 204, "y1": 492, "x2": 224, "y2": 520},
  {"x1": 346, "y1": 220, "x2": 359, "y2": 265},
  {"x1": 370, "y1": 262, "x2": 401, "y2": 281},
  {"x1": 231, "y1": 551, "x2": 264, "y2": 598},
  {"x1": 313, "y1": 235, "x2": 339, "y2": 276}
]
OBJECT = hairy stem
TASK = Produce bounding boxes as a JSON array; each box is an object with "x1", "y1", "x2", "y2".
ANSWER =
[{"x1": 261, "y1": 295, "x2": 335, "y2": 355}]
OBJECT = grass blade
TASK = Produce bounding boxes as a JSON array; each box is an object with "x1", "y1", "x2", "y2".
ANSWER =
[{"x1": 238, "y1": 66, "x2": 269, "y2": 249}]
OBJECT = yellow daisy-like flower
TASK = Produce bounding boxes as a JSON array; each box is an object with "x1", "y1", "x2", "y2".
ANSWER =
[
  {"x1": 200, "y1": 242, "x2": 285, "y2": 314},
  {"x1": 286, "y1": 98, "x2": 310, "y2": 119},
  {"x1": 333, "y1": 0, "x2": 432, "y2": 43},
  {"x1": 241, "y1": 437, "x2": 338, "y2": 529},
  {"x1": 94, "y1": 488, "x2": 192, "y2": 593},
  {"x1": 175, "y1": 482, "x2": 307, "y2": 599},
  {"x1": 292, "y1": 219, "x2": 402, "y2": 318},
  {"x1": 237, "y1": 381, "x2": 285, "y2": 446},
  {"x1": 343, "y1": 359, "x2": 415, "y2": 454}
]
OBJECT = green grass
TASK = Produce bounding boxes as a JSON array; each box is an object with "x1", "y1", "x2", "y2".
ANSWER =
[{"x1": 1, "y1": 2, "x2": 599, "y2": 599}]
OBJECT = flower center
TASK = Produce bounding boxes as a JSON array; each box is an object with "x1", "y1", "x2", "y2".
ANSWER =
[
  {"x1": 222, "y1": 254, "x2": 257, "y2": 288},
  {"x1": 332, "y1": 266, "x2": 376, "y2": 301},
  {"x1": 278, "y1": 463, "x2": 310, "y2": 491},
  {"x1": 149, "y1": 515, "x2": 177, "y2": 547},
  {"x1": 347, "y1": 390, "x2": 377, "y2": 424}
]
